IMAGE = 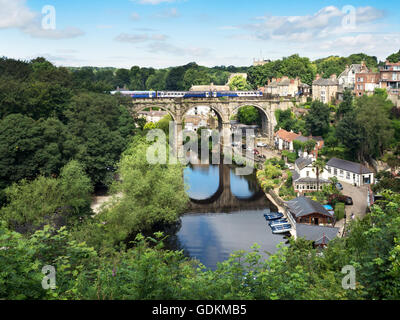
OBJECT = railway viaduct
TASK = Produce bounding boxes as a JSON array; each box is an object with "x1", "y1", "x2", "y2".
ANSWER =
[{"x1": 129, "y1": 96, "x2": 295, "y2": 154}]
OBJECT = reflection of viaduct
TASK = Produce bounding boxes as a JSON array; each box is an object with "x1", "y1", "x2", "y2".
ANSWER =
[
  {"x1": 130, "y1": 96, "x2": 294, "y2": 155},
  {"x1": 188, "y1": 164, "x2": 273, "y2": 214}
]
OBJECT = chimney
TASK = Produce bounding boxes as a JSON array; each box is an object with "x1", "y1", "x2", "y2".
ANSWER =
[
  {"x1": 315, "y1": 74, "x2": 321, "y2": 80},
  {"x1": 330, "y1": 74, "x2": 337, "y2": 81},
  {"x1": 290, "y1": 79, "x2": 295, "y2": 84}
]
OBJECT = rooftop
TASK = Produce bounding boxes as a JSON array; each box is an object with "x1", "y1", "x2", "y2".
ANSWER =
[
  {"x1": 286, "y1": 196, "x2": 333, "y2": 218},
  {"x1": 274, "y1": 129, "x2": 301, "y2": 142},
  {"x1": 312, "y1": 78, "x2": 339, "y2": 86},
  {"x1": 295, "y1": 157, "x2": 313, "y2": 171},
  {"x1": 296, "y1": 224, "x2": 339, "y2": 245},
  {"x1": 326, "y1": 158, "x2": 374, "y2": 174}
]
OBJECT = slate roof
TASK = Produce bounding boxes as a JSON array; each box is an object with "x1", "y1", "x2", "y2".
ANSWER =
[
  {"x1": 291, "y1": 170, "x2": 300, "y2": 182},
  {"x1": 326, "y1": 158, "x2": 374, "y2": 174},
  {"x1": 338, "y1": 64, "x2": 362, "y2": 79},
  {"x1": 295, "y1": 157, "x2": 312, "y2": 170},
  {"x1": 296, "y1": 224, "x2": 339, "y2": 245},
  {"x1": 286, "y1": 197, "x2": 333, "y2": 218},
  {"x1": 312, "y1": 78, "x2": 339, "y2": 86},
  {"x1": 295, "y1": 177, "x2": 330, "y2": 184}
]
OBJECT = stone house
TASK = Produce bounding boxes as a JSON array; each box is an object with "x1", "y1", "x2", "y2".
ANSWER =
[
  {"x1": 323, "y1": 157, "x2": 374, "y2": 186},
  {"x1": 264, "y1": 76, "x2": 308, "y2": 97},
  {"x1": 190, "y1": 83, "x2": 230, "y2": 92},
  {"x1": 312, "y1": 74, "x2": 342, "y2": 103}
]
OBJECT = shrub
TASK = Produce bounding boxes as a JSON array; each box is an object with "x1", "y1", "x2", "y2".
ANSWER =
[{"x1": 335, "y1": 203, "x2": 345, "y2": 221}]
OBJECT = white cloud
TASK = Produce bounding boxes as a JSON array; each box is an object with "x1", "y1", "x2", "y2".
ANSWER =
[
  {"x1": 115, "y1": 33, "x2": 168, "y2": 43},
  {"x1": 0, "y1": 0, "x2": 36, "y2": 28},
  {"x1": 242, "y1": 5, "x2": 386, "y2": 42},
  {"x1": 0, "y1": 0, "x2": 84, "y2": 39}
]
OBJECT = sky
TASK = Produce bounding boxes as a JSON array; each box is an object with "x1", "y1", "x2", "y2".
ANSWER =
[{"x1": 1, "y1": 0, "x2": 400, "y2": 68}]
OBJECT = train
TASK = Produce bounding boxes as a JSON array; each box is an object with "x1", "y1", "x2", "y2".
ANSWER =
[{"x1": 110, "y1": 90, "x2": 264, "y2": 99}]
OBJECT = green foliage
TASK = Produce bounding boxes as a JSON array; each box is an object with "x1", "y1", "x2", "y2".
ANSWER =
[
  {"x1": 0, "y1": 161, "x2": 92, "y2": 231},
  {"x1": 248, "y1": 54, "x2": 316, "y2": 88},
  {"x1": 337, "y1": 89, "x2": 354, "y2": 119},
  {"x1": 79, "y1": 138, "x2": 189, "y2": 247},
  {"x1": 228, "y1": 75, "x2": 252, "y2": 91},
  {"x1": 334, "y1": 203, "x2": 345, "y2": 221},
  {"x1": 237, "y1": 106, "x2": 261, "y2": 125},
  {"x1": 305, "y1": 100, "x2": 331, "y2": 136},
  {"x1": 386, "y1": 49, "x2": 400, "y2": 63},
  {"x1": 282, "y1": 151, "x2": 297, "y2": 163}
]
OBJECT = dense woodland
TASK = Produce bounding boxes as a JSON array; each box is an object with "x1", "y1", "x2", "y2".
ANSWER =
[{"x1": 1, "y1": 53, "x2": 400, "y2": 300}]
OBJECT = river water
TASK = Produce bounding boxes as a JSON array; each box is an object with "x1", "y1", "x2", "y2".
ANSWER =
[{"x1": 167, "y1": 163, "x2": 288, "y2": 270}]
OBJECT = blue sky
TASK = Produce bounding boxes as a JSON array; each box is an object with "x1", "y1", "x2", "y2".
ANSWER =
[{"x1": 1, "y1": 0, "x2": 400, "y2": 68}]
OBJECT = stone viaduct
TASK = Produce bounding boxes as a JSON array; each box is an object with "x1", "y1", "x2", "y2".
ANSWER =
[{"x1": 129, "y1": 96, "x2": 295, "y2": 154}]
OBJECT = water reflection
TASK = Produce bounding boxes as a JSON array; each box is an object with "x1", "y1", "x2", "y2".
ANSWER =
[{"x1": 166, "y1": 163, "x2": 288, "y2": 270}]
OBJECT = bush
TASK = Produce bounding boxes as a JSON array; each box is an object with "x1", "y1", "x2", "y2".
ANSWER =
[{"x1": 335, "y1": 203, "x2": 345, "y2": 221}]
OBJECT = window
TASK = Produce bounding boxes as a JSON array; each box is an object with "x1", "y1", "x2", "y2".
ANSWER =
[
  {"x1": 334, "y1": 168, "x2": 338, "y2": 176},
  {"x1": 347, "y1": 172, "x2": 350, "y2": 179}
]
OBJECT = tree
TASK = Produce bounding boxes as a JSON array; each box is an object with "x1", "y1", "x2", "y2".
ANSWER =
[
  {"x1": 387, "y1": 49, "x2": 400, "y2": 63},
  {"x1": 304, "y1": 140, "x2": 317, "y2": 154},
  {"x1": 336, "y1": 111, "x2": 363, "y2": 161},
  {"x1": 85, "y1": 138, "x2": 190, "y2": 246},
  {"x1": 0, "y1": 161, "x2": 92, "y2": 232},
  {"x1": 337, "y1": 89, "x2": 354, "y2": 119},
  {"x1": 355, "y1": 95, "x2": 394, "y2": 159},
  {"x1": 312, "y1": 159, "x2": 326, "y2": 191},
  {"x1": 237, "y1": 106, "x2": 261, "y2": 125},
  {"x1": 229, "y1": 75, "x2": 252, "y2": 91},
  {"x1": 305, "y1": 100, "x2": 331, "y2": 136}
]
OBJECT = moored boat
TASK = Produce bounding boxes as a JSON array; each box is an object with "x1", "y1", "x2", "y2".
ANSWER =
[
  {"x1": 264, "y1": 212, "x2": 284, "y2": 221},
  {"x1": 269, "y1": 219, "x2": 288, "y2": 227},
  {"x1": 271, "y1": 223, "x2": 292, "y2": 234}
]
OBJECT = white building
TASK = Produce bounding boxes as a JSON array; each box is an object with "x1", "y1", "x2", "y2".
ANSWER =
[
  {"x1": 338, "y1": 64, "x2": 363, "y2": 89},
  {"x1": 323, "y1": 158, "x2": 374, "y2": 186},
  {"x1": 292, "y1": 157, "x2": 330, "y2": 194}
]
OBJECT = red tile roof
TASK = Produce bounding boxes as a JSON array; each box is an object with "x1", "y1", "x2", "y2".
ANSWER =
[{"x1": 274, "y1": 129, "x2": 301, "y2": 142}]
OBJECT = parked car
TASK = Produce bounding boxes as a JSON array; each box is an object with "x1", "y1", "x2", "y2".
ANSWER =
[
  {"x1": 242, "y1": 144, "x2": 247, "y2": 150},
  {"x1": 253, "y1": 149, "x2": 260, "y2": 155},
  {"x1": 336, "y1": 183, "x2": 343, "y2": 191},
  {"x1": 328, "y1": 194, "x2": 353, "y2": 206},
  {"x1": 257, "y1": 142, "x2": 268, "y2": 148}
]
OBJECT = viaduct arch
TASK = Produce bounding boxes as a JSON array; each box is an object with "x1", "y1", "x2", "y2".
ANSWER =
[{"x1": 130, "y1": 96, "x2": 294, "y2": 155}]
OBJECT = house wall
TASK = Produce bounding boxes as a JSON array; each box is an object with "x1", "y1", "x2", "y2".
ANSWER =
[
  {"x1": 323, "y1": 165, "x2": 374, "y2": 186},
  {"x1": 312, "y1": 85, "x2": 338, "y2": 103},
  {"x1": 292, "y1": 212, "x2": 334, "y2": 226},
  {"x1": 355, "y1": 72, "x2": 380, "y2": 96}
]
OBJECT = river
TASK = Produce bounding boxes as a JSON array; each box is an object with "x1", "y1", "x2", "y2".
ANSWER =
[{"x1": 166, "y1": 163, "x2": 289, "y2": 270}]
